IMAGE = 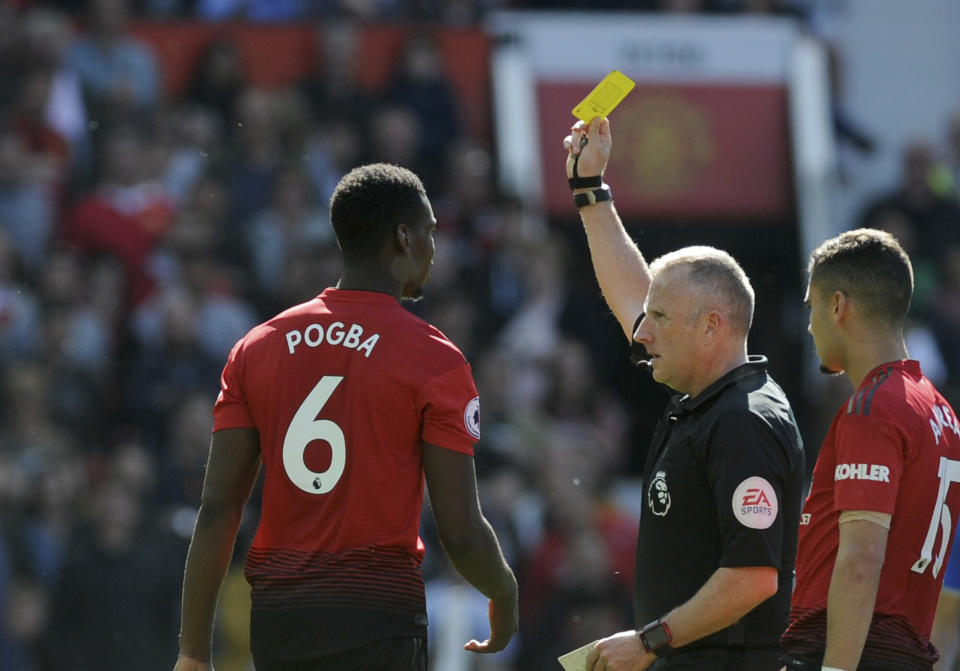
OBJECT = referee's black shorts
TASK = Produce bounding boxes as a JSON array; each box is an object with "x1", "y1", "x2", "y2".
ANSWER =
[
  {"x1": 650, "y1": 646, "x2": 783, "y2": 671},
  {"x1": 254, "y1": 636, "x2": 427, "y2": 671}
]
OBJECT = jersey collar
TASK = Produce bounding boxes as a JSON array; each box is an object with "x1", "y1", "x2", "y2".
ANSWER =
[
  {"x1": 674, "y1": 355, "x2": 769, "y2": 413},
  {"x1": 857, "y1": 359, "x2": 921, "y2": 389},
  {"x1": 318, "y1": 287, "x2": 399, "y2": 304}
]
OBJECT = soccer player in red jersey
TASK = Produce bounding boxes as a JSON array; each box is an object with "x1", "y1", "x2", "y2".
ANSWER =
[
  {"x1": 172, "y1": 163, "x2": 518, "y2": 671},
  {"x1": 781, "y1": 229, "x2": 960, "y2": 671}
]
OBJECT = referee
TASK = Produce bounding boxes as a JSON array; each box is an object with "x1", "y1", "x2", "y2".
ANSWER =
[{"x1": 563, "y1": 117, "x2": 805, "y2": 671}]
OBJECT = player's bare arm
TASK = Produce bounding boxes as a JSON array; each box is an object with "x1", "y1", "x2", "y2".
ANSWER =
[
  {"x1": 175, "y1": 428, "x2": 262, "y2": 670},
  {"x1": 823, "y1": 515, "x2": 890, "y2": 670},
  {"x1": 563, "y1": 116, "x2": 651, "y2": 342},
  {"x1": 422, "y1": 441, "x2": 519, "y2": 654}
]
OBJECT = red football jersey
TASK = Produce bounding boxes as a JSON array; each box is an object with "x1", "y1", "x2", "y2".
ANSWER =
[
  {"x1": 783, "y1": 360, "x2": 960, "y2": 668},
  {"x1": 213, "y1": 288, "x2": 480, "y2": 658}
]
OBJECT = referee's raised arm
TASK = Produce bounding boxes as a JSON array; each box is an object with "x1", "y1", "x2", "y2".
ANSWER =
[{"x1": 563, "y1": 116, "x2": 651, "y2": 342}]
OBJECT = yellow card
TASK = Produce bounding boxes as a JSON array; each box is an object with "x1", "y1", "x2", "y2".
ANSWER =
[
  {"x1": 557, "y1": 640, "x2": 597, "y2": 671},
  {"x1": 572, "y1": 70, "x2": 636, "y2": 122}
]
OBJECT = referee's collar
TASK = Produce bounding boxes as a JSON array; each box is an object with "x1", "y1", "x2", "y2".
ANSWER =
[{"x1": 673, "y1": 355, "x2": 769, "y2": 412}]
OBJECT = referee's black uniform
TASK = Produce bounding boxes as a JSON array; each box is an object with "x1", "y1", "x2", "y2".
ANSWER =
[{"x1": 634, "y1": 354, "x2": 805, "y2": 671}]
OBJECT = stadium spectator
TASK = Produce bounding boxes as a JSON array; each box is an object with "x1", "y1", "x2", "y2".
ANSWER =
[
  {"x1": 153, "y1": 392, "x2": 220, "y2": 512},
  {"x1": 0, "y1": 444, "x2": 86, "y2": 592},
  {"x1": 65, "y1": 0, "x2": 160, "y2": 126},
  {"x1": 19, "y1": 8, "x2": 89, "y2": 172},
  {"x1": 8, "y1": 66, "x2": 71, "y2": 202},
  {"x1": 183, "y1": 38, "x2": 247, "y2": 128},
  {"x1": 365, "y1": 103, "x2": 424, "y2": 176},
  {"x1": 298, "y1": 20, "x2": 373, "y2": 133},
  {"x1": 927, "y1": 244, "x2": 960, "y2": 402},
  {"x1": 564, "y1": 116, "x2": 805, "y2": 671},
  {"x1": 781, "y1": 229, "x2": 960, "y2": 670},
  {"x1": 125, "y1": 287, "x2": 228, "y2": 449},
  {"x1": 62, "y1": 124, "x2": 176, "y2": 309},
  {"x1": 0, "y1": 362, "x2": 74, "y2": 462},
  {"x1": 44, "y1": 471, "x2": 184, "y2": 671},
  {"x1": 155, "y1": 105, "x2": 223, "y2": 206},
  {"x1": 297, "y1": 21, "x2": 372, "y2": 201},
  {"x1": 0, "y1": 130, "x2": 56, "y2": 277},
  {"x1": 223, "y1": 88, "x2": 287, "y2": 227},
  {"x1": 519, "y1": 426, "x2": 636, "y2": 642},
  {"x1": 244, "y1": 163, "x2": 333, "y2": 303},
  {"x1": 858, "y1": 139, "x2": 960, "y2": 267},
  {"x1": 383, "y1": 33, "x2": 463, "y2": 190},
  {"x1": 0, "y1": 575, "x2": 53, "y2": 671},
  {"x1": 173, "y1": 163, "x2": 518, "y2": 671},
  {"x1": 36, "y1": 246, "x2": 115, "y2": 436}
]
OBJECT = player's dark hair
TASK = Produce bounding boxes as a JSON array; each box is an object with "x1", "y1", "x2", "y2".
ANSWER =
[
  {"x1": 808, "y1": 228, "x2": 913, "y2": 328},
  {"x1": 329, "y1": 163, "x2": 428, "y2": 263}
]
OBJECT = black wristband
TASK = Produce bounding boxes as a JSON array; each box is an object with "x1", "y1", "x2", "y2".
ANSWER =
[
  {"x1": 573, "y1": 185, "x2": 612, "y2": 209},
  {"x1": 568, "y1": 174, "x2": 603, "y2": 190}
]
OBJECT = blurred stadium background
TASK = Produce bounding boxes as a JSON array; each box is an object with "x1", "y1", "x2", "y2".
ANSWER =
[{"x1": 0, "y1": 0, "x2": 957, "y2": 669}]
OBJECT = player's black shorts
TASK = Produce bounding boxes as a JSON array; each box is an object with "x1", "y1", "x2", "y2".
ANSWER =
[
  {"x1": 650, "y1": 646, "x2": 783, "y2": 671},
  {"x1": 254, "y1": 636, "x2": 427, "y2": 671},
  {"x1": 782, "y1": 654, "x2": 933, "y2": 671}
]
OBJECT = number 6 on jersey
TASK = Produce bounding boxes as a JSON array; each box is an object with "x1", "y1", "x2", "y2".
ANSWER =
[{"x1": 283, "y1": 376, "x2": 346, "y2": 494}]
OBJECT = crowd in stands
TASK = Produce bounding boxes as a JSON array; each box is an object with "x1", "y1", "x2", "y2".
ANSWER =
[{"x1": 0, "y1": 1, "x2": 958, "y2": 670}]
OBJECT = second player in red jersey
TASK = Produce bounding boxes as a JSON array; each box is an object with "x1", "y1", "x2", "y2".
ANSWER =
[
  {"x1": 782, "y1": 229, "x2": 960, "y2": 671},
  {"x1": 784, "y1": 361, "x2": 960, "y2": 669}
]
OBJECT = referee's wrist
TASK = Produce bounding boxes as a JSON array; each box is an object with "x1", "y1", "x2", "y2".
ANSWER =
[{"x1": 573, "y1": 184, "x2": 613, "y2": 210}]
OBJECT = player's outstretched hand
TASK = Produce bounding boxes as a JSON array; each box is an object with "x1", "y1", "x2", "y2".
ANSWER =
[
  {"x1": 173, "y1": 654, "x2": 211, "y2": 671},
  {"x1": 563, "y1": 116, "x2": 613, "y2": 182},
  {"x1": 464, "y1": 590, "x2": 519, "y2": 654}
]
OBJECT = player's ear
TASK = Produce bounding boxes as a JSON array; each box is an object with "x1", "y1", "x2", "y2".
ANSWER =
[
  {"x1": 831, "y1": 290, "x2": 847, "y2": 323},
  {"x1": 396, "y1": 224, "x2": 411, "y2": 254}
]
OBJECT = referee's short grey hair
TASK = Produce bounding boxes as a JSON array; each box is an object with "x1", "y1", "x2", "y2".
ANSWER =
[{"x1": 650, "y1": 246, "x2": 755, "y2": 336}]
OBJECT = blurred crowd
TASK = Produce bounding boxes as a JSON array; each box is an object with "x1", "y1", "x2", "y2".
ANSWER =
[{"x1": 0, "y1": 1, "x2": 957, "y2": 671}]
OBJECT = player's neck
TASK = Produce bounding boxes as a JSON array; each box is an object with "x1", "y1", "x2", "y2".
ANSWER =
[
  {"x1": 337, "y1": 266, "x2": 403, "y2": 302},
  {"x1": 843, "y1": 334, "x2": 909, "y2": 388}
]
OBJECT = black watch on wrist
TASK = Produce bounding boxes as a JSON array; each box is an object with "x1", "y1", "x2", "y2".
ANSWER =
[{"x1": 638, "y1": 618, "x2": 673, "y2": 656}]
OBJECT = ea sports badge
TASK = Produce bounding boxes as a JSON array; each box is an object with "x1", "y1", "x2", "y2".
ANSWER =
[{"x1": 732, "y1": 476, "x2": 778, "y2": 529}]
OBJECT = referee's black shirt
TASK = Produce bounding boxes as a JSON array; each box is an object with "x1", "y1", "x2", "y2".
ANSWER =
[{"x1": 634, "y1": 355, "x2": 804, "y2": 651}]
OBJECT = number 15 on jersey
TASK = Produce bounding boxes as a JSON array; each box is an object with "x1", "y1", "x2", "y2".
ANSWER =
[{"x1": 912, "y1": 456, "x2": 960, "y2": 577}]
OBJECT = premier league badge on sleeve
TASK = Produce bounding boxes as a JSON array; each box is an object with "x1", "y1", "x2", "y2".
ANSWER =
[
  {"x1": 648, "y1": 471, "x2": 671, "y2": 516},
  {"x1": 464, "y1": 396, "x2": 480, "y2": 440}
]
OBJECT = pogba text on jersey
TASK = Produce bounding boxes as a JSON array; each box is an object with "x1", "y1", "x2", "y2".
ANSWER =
[{"x1": 285, "y1": 321, "x2": 380, "y2": 358}]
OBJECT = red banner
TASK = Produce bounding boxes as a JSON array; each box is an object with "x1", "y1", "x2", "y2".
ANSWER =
[{"x1": 540, "y1": 82, "x2": 793, "y2": 220}]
